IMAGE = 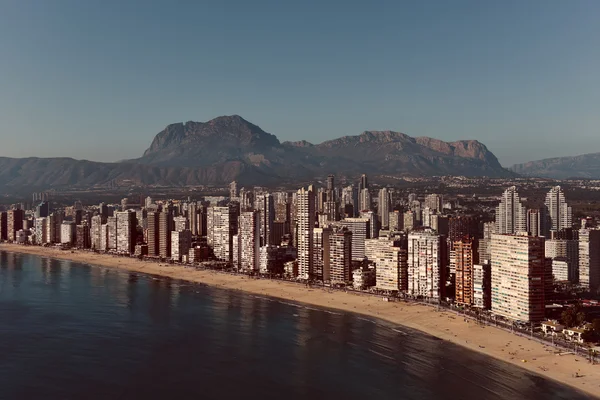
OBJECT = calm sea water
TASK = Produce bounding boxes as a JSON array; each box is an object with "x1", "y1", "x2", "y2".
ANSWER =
[{"x1": 0, "y1": 251, "x2": 594, "y2": 400}]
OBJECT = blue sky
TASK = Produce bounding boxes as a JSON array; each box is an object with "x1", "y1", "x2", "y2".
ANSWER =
[{"x1": 0, "y1": 0, "x2": 599, "y2": 166}]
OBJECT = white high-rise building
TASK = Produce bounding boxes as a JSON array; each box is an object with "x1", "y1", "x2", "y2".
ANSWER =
[
  {"x1": 579, "y1": 229, "x2": 600, "y2": 293},
  {"x1": 545, "y1": 238, "x2": 579, "y2": 282},
  {"x1": 495, "y1": 186, "x2": 527, "y2": 235},
  {"x1": 342, "y1": 217, "x2": 369, "y2": 260},
  {"x1": 313, "y1": 227, "x2": 332, "y2": 281},
  {"x1": 491, "y1": 233, "x2": 546, "y2": 322},
  {"x1": 329, "y1": 230, "x2": 352, "y2": 284},
  {"x1": 256, "y1": 194, "x2": 274, "y2": 246},
  {"x1": 544, "y1": 186, "x2": 572, "y2": 236},
  {"x1": 424, "y1": 194, "x2": 442, "y2": 213},
  {"x1": 366, "y1": 237, "x2": 407, "y2": 292},
  {"x1": 407, "y1": 229, "x2": 446, "y2": 299},
  {"x1": 90, "y1": 215, "x2": 102, "y2": 250},
  {"x1": 61, "y1": 221, "x2": 76, "y2": 245},
  {"x1": 378, "y1": 188, "x2": 391, "y2": 229},
  {"x1": 207, "y1": 206, "x2": 234, "y2": 263},
  {"x1": 171, "y1": 230, "x2": 192, "y2": 262},
  {"x1": 239, "y1": 211, "x2": 260, "y2": 272},
  {"x1": 359, "y1": 188, "x2": 371, "y2": 212},
  {"x1": 116, "y1": 211, "x2": 137, "y2": 254},
  {"x1": 297, "y1": 187, "x2": 315, "y2": 279}
]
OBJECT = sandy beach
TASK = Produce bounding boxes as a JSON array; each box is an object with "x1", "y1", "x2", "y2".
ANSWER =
[{"x1": 1, "y1": 243, "x2": 599, "y2": 398}]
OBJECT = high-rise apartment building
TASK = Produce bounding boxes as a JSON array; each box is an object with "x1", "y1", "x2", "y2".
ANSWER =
[
  {"x1": 34, "y1": 217, "x2": 47, "y2": 245},
  {"x1": 378, "y1": 188, "x2": 390, "y2": 229},
  {"x1": 448, "y1": 215, "x2": 480, "y2": 248},
  {"x1": 407, "y1": 229, "x2": 446, "y2": 299},
  {"x1": 297, "y1": 187, "x2": 315, "y2": 279},
  {"x1": 367, "y1": 236, "x2": 408, "y2": 292},
  {"x1": 579, "y1": 229, "x2": 600, "y2": 293},
  {"x1": 313, "y1": 227, "x2": 332, "y2": 281},
  {"x1": 173, "y1": 216, "x2": 188, "y2": 232},
  {"x1": 473, "y1": 261, "x2": 491, "y2": 310},
  {"x1": 545, "y1": 238, "x2": 579, "y2": 282},
  {"x1": 159, "y1": 212, "x2": 173, "y2": 258},
  {"x1": 544, "y1": 186, "x2": 572, "y2": 236},
  {"x1": 238, "y1": 211, "x2": 261, "y2": 271},
  {"x1": 495, "y1": 186, "x2": 527, "y2": 235},
  {"x1": 0, "y1": 211, "x2": 7, "y2": 241},
  {"x1": 360, "y1": 210, "x2": 379, "y2": 239},
  {"x1": 424, "y1": 194, "x2": 442, "y2": 213},
  {"x1": 207, "y1": 206, "x2": 236, "y2": 263},
  {"x1": 454, "y1": 238, "x2": 479, "y2": 305},
  {"x1": 491, "y1": 233, "x2": 546, "y2": 322},
  {"x1": 147, "y1": 212, "x2": 160, "y2": 256},
  {"x1": 329, "y1": 230, "x2": 352, "y2": 284},
  {"x1": 388, "y1": 210, "x2": 402, "y2": 231},
  {"x1": 116, "y1": 211, "x2": 137, "y2": 254},
  {"x1": 403, "y1": 211, "x2": 416, "y2": 232},
  {"x1": 341, "y1": 217, "x2": 369, "y2": 260},
  {"x1": 90, "y1": 215, "x2": 102, "y2": 250},
  {"x1": 256, "y1": 194, "x2": 275, "y2": 246},
  {"x1": 359, "y1": 188, "x2": 371, "y2": 212},
  {"x1": 171, "y1": 230, "x2": 192, "y2": 262},
  {"x1": 7, "y1": 209, "x2": 24, "y2": 242},
  {"x1": 61, "y1": 221, "x2": 76, "y2": 245},
  {"x1": 527, "y1": 209, "x2": 543, "y2": 237},
  {"x1": 106, "y1": 216, "x2": 117, "y2": 250}
]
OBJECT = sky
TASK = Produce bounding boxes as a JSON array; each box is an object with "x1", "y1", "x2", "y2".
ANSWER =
[{"x1": 0, "y1": 0, "x2": 599, "y2": 166}]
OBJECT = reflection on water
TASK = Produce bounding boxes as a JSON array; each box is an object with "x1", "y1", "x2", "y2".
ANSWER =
[{"x1": 0, "y1": 251, "x2": 594, "y2": 400}]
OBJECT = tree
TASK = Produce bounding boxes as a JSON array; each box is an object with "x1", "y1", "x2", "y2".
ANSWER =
[
  {"x1": 576, "y1": 311, "x2": 587, "y2": 326},
  {"x1": 592, "y1": 318, "x2": 600, "y2": 335},
  {"x1": 562, "y1": 310, "x2": 575, "y2": 328}
]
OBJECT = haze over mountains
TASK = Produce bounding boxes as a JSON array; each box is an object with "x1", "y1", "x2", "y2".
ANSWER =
[
  {"x1": 510, "y1": 153, "x2": 600, "y2": 179},
  {"x1": 0, "y1": 115, "x2": 513, "y2": 191}
]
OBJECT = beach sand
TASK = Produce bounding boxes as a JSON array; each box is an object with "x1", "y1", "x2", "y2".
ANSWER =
[{"x1": 1, "y1": 243, "x2": 599, "y2": 398}]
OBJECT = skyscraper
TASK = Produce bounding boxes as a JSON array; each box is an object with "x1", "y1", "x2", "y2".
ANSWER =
[
  {"x1": 579, "y1": 229, "x2": 600, "y2": 293},
  {"x1": 116, "y1": 210, "x2": 137, "y2": 254},
  {"x1": 329, "y1": 229, "x2": 352, "y2": 284},
  {"x1": 238, "y1": 210, "x2": 261, "y2": 272},
  {"x1": 359, "y1": 174, "x2": 368, "y2": 192},
  {"x1": 7, "y1": 209, "x2": 24, "y2": 242},
  {"x1": 407, "y1": 229, "x2": 446, "y2": 299},
  {"x1": 359, "y1": 188, "x2": 371, "y2": 212},
  {"x1": 158, "y1": 211, "x2": 173, "y2": 258},
  {"x1": 378, "y1": 188, "x2": 390, "y2": 229},
  {"x1": 424, "y1": 194, "x2": 442, "y2": 213},
  {"x1": 342, "y1": 217, "x2": 369, "y2": 260},
  {"x1": 544, "y1": 186, "x2": 572, "y2": 236},
  {"x1": 171, "y1": 230, "x2": 192, "y2": 262},
  {"x1": 313, "y1": 227, "x2": 332, "y2": 281},
  {"x1": 495, "y1": 186, "x2": 527, "y2": 235},
  {"x1": 367, "y1": 236, "x2": 408, "y2": 292},
  {"x1": 527, "y1": 209, "x2": 542, "y2": 237},
  {"x1": 207, "y1": 206, "x2": 235, "y2": 263},
  {"x1": 491, "y1": 233, "x2": 546, "y2": 322},
  {"x1": 297, "y1": 187, "x2": 315, "y2": 279},
  {"x1": 256, "y1": 194, "x2": 275, "y2": 246},
  {"x1": 454, "y1": 238, "x2": 479, "y2": 305},
  {"x1": 326, "y1": 174, "x2": 335, "y2": 201}
]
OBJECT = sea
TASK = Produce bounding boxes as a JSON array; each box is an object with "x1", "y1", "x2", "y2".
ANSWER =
[{"x1": 0, "y1": 251, "x2": 594, "y2": 400}]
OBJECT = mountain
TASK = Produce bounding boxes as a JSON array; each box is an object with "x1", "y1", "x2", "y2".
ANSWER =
[
  {"x1": 0, "y1": 116, "x2": 513, "y2": 191},
  {"x1": 510, "y1": 153, "x2": 600, "y2": 179},
  {"x1": 135, "y1": 115, "x2": 511, "y2": 179}
]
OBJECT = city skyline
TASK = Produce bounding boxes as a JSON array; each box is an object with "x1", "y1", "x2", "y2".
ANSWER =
[{"x1": 1, "y1": 1, "x2": 600, "y2": 166}]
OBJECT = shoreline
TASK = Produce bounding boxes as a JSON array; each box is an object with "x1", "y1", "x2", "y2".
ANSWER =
[{"x1": 1, "y1": 243, "x2": 599, "y2": 398}]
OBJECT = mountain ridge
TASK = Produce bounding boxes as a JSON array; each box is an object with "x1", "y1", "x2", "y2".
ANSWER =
[
  {"x1": 0, "y1": 115, "x2": 514, "y2": 191},
  {"x1": 510, "y1": 152, "x2": 600, "y2": 179}
]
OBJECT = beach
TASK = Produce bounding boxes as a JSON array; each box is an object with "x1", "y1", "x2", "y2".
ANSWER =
[{"x1": 1, "y1": 243, "x2": 599, "y2": 398}]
